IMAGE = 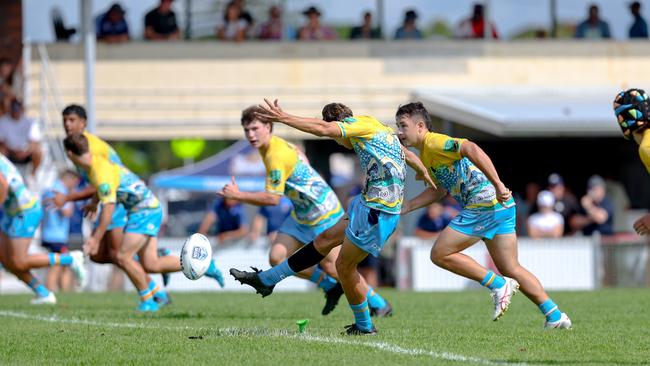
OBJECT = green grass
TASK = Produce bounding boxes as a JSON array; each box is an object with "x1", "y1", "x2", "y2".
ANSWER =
[{"x1": 1, "y1": 289, "x2": 649, "y2": 365}]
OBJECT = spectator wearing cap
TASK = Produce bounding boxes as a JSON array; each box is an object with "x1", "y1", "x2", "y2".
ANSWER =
[
  {"x1": 350, "y1": 11, "x2": 381, "y2": 40},
  {"x1": 198, "y1": 197, "x2": 249, "y2": 246},
  {"x1": 455, "y1": 3, "x2": 499, "y2": 39},
  {"x1": 298, "y1": 6, "x2": 337, "y2": 41},
  {"x1": 575, "y1": 4, "x2": 611, "y2": 39},
  {"x1": 144, "y1": 0, "x2": 180, "y2": 40},
  {"x1": 394, "y1": 9, "x2": 423, "y2": 40},
  {"x1": 415, "y1": 202, "x2": 452, "y2": 239},
  {"x1": 216, "y1": 2, "x2": 248, "y2": 42},
  {"x1": 97, "y1": 3, "x2": 129, "y2": 43},
  {"x1": 0, "y1": 98, "x2": 42, "y2": 177},
  {"x1": 547, "y1": 173, "x2": 580, "y2": 235},
  {"x1": 573, "y1": 175, "x2": 614, "y2": 236},
  {"x1": 629, "y1": 1, "x2": 648, "y2": 38},
  {"x1": 527, "y1": 191, "x2": 564, "y2": 238}
]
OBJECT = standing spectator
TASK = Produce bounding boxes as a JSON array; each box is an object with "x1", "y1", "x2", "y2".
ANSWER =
[
  {"x1": 41, "y1": 170, "x2": 81, "y2": 291},
  {"x1": 394, "y1": 9, "x2": 423, "y2": 40},
  {"x1": 216, "y1": 2, "x2": 247, "y2": 42},
  {"x1": 415, "y1": 202, "x2": 452, "y2": 239},
  {"x1": 0, "y1": 98, "x2": 42, "y2": 177},
  {"x1": 250, "y1": 196, "x2": 292, "y2": 245},
  {"x1": 259, "y1": 5, "x2": 287, "y2": 40},
  {"x1": 527, "y1": 190, "x2": 564, "y2": 238},
  {"x1": 455, "y1": 3, "x2": 499, "y2": 39},
  {"x1": 298, "y1": 6, "x2": 337, "y2": 41},
  {"x1": 144, "y1": 0, "x2": 180, "y2": 41},
  {"x1": 573, "y1": 175, "x2": 614, "y2": 236},
  {"x1": 231, "y1": 0, "x2": 254, "y2": 35},
  {"x1": 198, "y1": 197, "x2": 249, "y2": 246},
  {"x1": 350, "y1": 11, "x2": 381, "y2": 40},
  {"x1": 97, "y1": 3, "x2": 129, "y2": 43},
  {"x1": 629, "y1": 1, "x2": 648, "y2": 38},
  {"x1": 547, "y1": 173, "x2": 580, "y2": 235},
  {"x1": 515, "y1": 182, "x2": 540, "y2": 236},
  {"x1": 575, "y1": 4, "x2": 611, "y2": 39}
]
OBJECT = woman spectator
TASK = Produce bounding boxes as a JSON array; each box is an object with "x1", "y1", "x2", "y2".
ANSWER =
[{"x1": 216, "y1": 2, "x2": 247, "y2": 42}]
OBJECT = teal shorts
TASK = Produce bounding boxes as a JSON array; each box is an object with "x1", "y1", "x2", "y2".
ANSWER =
[
  {"x1": 95, "y1": 204, "x2": 128, "y2": 231},
  {"x1": 345, "y1": 195, "x2": 400, "y2": 258},
  {"x1": 125, "y1": 207, "x2": 162, "y2": 237},
  {"x1": 278, "y1": 208, "x2": 344, "y2": 245},
  {"x1": 0, "y1": 203, "x2": 42, "y2": 239},
  {"x1": 448, "y1": 205, "x2": 517, "y2": 240}
]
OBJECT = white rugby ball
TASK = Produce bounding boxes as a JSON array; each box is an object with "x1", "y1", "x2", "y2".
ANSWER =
[{"x1": 180, "y1": 233, "x2": 213, "y2": 280}]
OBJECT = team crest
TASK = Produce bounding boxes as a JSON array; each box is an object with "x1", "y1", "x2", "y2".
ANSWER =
[
  {"x1": 444, "y1": 139, "x2": 459, "y2": 152},
  {"x1": 98, "y1": 183, "x2": 111, "y2": 197},
  {"x1": 192, "y1": 246, "x2": 208, "y2": 261},
  {"x1": 269, "y1": 170, "x2": 282, "y2": 186}
]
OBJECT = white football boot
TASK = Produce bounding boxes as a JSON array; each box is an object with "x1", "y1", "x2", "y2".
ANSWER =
[
  {"x1": 544, "y1": 312, "x2": 572, "y2": 329},
  {"x1": 69, "y1": 250, "x2": 88, "y2": 290},
  {"x1": 491, "y1": 277, "x2": 519, "y2": 321},
  {"x1": 30, "y1": 292, "x2": 57, "y2": 305}
]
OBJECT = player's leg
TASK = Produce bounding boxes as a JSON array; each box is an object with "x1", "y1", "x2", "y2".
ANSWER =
[
  {"x1": 3, "y1": 234, "x2": 55, "y2": 304},
  {"x1": 115, "y1": 232, "x2": 156, "y2": 311},
  {"x1": 46, "y1": 263, "x2": 61, "y2": 291}
]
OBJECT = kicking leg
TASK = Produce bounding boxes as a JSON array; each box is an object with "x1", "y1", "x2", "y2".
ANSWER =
[{"x1": 336, "y1": 239, "x2": 376, "y2": 335}]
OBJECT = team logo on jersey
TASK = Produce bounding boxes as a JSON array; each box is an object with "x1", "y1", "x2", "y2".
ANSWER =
[
  {"x1": 269, "y1": 170, "x2": 282, "y2": 186},
  {"x1": 98, "y1": 183, "x2": 111, "y2": 197},
  {"x1": 444, "y1": 139, "x2": 459, "y2": 152}
]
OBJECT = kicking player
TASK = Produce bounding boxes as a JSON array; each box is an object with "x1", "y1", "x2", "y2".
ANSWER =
[
  {"x1": 231, "y1": 100, "x2": 432, "y2": 334},
  {"x1": 395, "y1": 102, "x2": 571, "y2": 329},
  {"x1": 613, "y1": 88, "x2": 650, "y2": 235},
  {"x1": 0, "y1": 154, "x2": 85, "y2": 304}
]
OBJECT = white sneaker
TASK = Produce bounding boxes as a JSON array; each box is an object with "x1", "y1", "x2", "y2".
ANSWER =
[
  {"x1": 69, "y1": 250, "x2": 88, "y2": 290},
  {"x1": 490, "y1": 277, "x2": 519, "y2": 321},
  {"x1": 544, "y1": 312, "x2": 572, "y2": 329},
  {"x1": 30, "y1": 292, "x2": 56, "y2": 305}
]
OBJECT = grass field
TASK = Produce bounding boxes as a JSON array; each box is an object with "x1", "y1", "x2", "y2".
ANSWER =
[{"x1": 1, "y1": 288, "x2": 649, "y2": 365}]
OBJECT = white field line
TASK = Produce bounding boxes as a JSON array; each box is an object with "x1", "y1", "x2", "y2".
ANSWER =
[{"x1": 0, "y1": 310, "x2": 530, "y2": 366}]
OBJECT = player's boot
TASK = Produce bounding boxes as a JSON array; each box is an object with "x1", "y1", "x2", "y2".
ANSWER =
[
  {"x1": 544, "y1": 313, "x2": 572, "y2": 329},
  {"x1": 69, "y1": 250, "x2": 88, "y2": 289},
  {"x1": 230, "y1": 267, "x2": 274, "y2": 297},
  {"x1": 342, "y1": 323, "x2": 378, "y2": 336},
  {"x1": 370, "y1": 301, "x2": 393, "y2": 318},
  {"x1": 30, "y1": 292, "x2": 57, "y2": 305},
  {"x1": 205, "y1": 260, "x2": 225, "y2": 288},
  {"x1": 154, "y1": 290, "x2": 172, "y2": 307},
  {"x1": 322, "y1": 283, "x2": 344, "y2": 315},
  {"x1": 491, "y1": 277, "x2": 519, "y2": 321},
  {"x1": 137, "y1": 299, "x2": 160, "y2": 312},
  {"x1": 157, "y1": 247, "x2": 172, "y2": 287}
]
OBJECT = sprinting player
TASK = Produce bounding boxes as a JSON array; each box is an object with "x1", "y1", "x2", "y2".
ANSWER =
[
  {"x1": 613, "y1": 88, "x2": 650, "y2": 234},
  {"x1": 231, "y1": 100, "x2": 433, "y2": 334},
  {"x1": 0, "y1": 154, "x2": 85, "y2": 304},
  {"x1": 395, "y1": 102, "x2": 571, "y2": 329},
  {"x1": 41, "y1": 169, "x2": 81, "y2": 291},
  {"x1": 63, "y1": 133, "x2": 183, "y2": 312}
]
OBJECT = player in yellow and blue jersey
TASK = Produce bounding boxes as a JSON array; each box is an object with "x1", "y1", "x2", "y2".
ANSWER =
[
  {"x1": 231, "y1": 100, "x2": 432, "y2": 335},
  {"x1": 395, "y1": 102, "x2": 571, "y2": 329},
  {"x1": 0, "y1": 154, "x2": 86, "y2": 304}
]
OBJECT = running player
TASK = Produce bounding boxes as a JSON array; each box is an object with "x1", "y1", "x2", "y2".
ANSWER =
[
  {"x1": 395, "y1": 102, "x2": 571, "y2": 329},
  {"x1": 0, "y1": 154, "x2": 85, "y2": 304}
]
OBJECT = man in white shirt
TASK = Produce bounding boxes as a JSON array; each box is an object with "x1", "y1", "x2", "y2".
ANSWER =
[
  {"x1": 0, "y1": 98, "x2": 42, "y2": 176},
  {"x1": 527, "y1": 190, "x2": 564, "y2": 238}
]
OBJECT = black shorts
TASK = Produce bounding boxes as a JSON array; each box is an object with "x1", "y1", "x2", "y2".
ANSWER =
[{"x1": 41, "y1": 241, "x2": 69, "y2": 253}]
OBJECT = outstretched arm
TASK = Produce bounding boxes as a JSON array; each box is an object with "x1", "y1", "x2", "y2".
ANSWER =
[
  {"x1": 401, "y1": 145, "x2": 436, "y2": 189},
  {"x1": 257, "y1": 99, "x2": 342, "y2": 138},
  {"x1": 0, "y1": 174, "x2": 7, "y2": 205},
  {"x1": 217, "y1": 176, "x2": 281, "y2": 206},
  {"x1": 401, "y1": 187, "x2": 448, "y2": 215},
  {"x1": 460, "y1": 140, "x2": 511, "y2": 205}
]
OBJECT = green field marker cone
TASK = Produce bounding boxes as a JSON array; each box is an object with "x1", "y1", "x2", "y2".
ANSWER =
[{"x1": 296, "y1": 319, "x2": 309, "y2": 333}]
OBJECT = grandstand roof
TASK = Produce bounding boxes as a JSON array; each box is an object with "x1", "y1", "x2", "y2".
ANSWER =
[{"x1": 414, "y1": 87, "x2": 621, "y2": 137}]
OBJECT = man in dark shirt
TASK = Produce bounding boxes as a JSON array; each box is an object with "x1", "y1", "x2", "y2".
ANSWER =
[
  {"x1": 350, "y1": 11, "x2": 381, "y2": 40},
  {"x1": 574, "y1": 175, "x2": 614, "y2": 236},
  {"x1": 415, "y1": 202, "x2": 452, "y2": 239},
  {"x1": 547, "y1": 173, "x2": 580, "y2": 235},
  {"x1": 629, "y1": 1, "x2": 649, "y2": 38},
  {"x1": 198, "y1": 198, "x2": 249, "y2": 245},
  {"x1": 144, "y1": 0, "x2": 180, "y2": 40},
  {"x1": 97, "y1": 3, "x2": 129, "y2": 43}
]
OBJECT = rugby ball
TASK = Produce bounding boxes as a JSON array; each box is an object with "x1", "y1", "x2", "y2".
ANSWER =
[{"x1": 180, "y1": 233, "x2": 213, "y2": 280}]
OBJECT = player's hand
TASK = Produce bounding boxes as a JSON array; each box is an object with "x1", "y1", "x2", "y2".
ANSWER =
[
  {"x1": 46, "y1": 192, "x2": 67, "y2": 210},
  {"x1": 83, "y1": 236, "x2": 100, "y2": 256},
  {"x1": 633, "y1": 213, "x2": 650, "y2": 235},
  {"x1": 581, "y1": 195, "x2": 594, "y2": 210},
  {"x1": 217, "y1": 176, "x2": 240, "y2": 199},
  {"x1": 256, "y1": 98, "x2": 289, "y2": 123},
  {"x1": 83, "y1": 202, "x2": 98, "y2": 221},
  {"x1": 494, "y1": 182, "x2": 512, "y2": 207},
  {"x1": 401, "y1": 200, "x2": 411, "y2": 214},
  {"x1": 420, "y1": 173, "x2": 437, "y2": 190}
]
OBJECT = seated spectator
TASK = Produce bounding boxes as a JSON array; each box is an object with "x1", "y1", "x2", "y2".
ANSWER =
[
  {"x1": 572, "y1": 175, "x2": 614, "y2": 236},
  {"x1": 97, "y1": 3, "x2": 129, "y2": 43},
  {"x1": 547, "y1": 173, "x2": 579, "y2": 235},
  {"x1": 515, "y1": 182, "x2": 540, "y2": 236},
  {"x1": 455, "y1": 3, "x2": 499, "y2": 39},
  {"x1": 259, "y1": 5, "x2": 286, "y2": 40},
  {"x1": 629, "y1": 1, "x2": 648, "y2": 38},
  {"x1": 231, "y1": 0, "x2": 254, "y2": 34},
  {"x1": 350, "y1": 11, "x2": 381, "y2": 40},
  {"x1": 0, "y1": 98, "x2": 42, "y2": 177},
  {"x1": 527, "y1": 190, "x2": 564, "y2": 238},
  {"x1": 394, "y1": 9, "x2": 423, "y2": 40},
  {"x1": 575, "y1": 4, "x2": 611, "y2": 39},
  {"x1": 216, "y1": 2, "x2": 248, "y2": 42},
  {"x1": 415, "y1": 202, "x2": 451, "y2": 239},
  {"x1": 144, "y1": 0, "x2": 180, "y2": 41},
  {"x1": 298, "y1": 6, "x2": 337, "y2": 41},
  {"x1": 250, "y1": 196, "x2": 292, "y2": 244},
  {"x1": 198, "y1": 197, "x2": 249, "y2": 245},
  {"x1": 0, "y1": 57, "x2": 18, "y2": 100}
]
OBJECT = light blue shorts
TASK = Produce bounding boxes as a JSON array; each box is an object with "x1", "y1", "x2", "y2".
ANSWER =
[
  {"x1": 95, "y1": 204, "x2": 128, "y2": 231},
  {"x1": 345, "y1": 195, "x2": 400, "y2": 258},
  {"x1": 0, "y1": 203, "x2": 43, "y2": 238},
  {"x1": 448, "y1": 205, "x2": 517, "y2": 240},
  {"x1": 277, "y1": 208, "x2": 344, "y2": 245},
  {"x1": 125, "y1": 206, "x2": 162, "y2": 237}
]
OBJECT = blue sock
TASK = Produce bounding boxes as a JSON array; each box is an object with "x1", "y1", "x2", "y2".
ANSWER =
[
  {"x1": 366, "y1": 287, "x2": 387, "y2": 309},
  {"x1": 139, "y1": 287, "x2": 154, "y2": 303},
  {"x1": 28, "y1": 279, "x2": 50, "y2": 298},
  {"x1": 350, "y1": 300, "x2": 373, "y2": 331},
  {"x1": 258, "y1": 260, "x2": 296, "y2": 286},
  {"x1": 539, "y1": 299, "x2": 562, "y2": 322},
  {"x1": 309, "y1": 267, "x2": 337, "y2": 292},
  {"x1": 480, "y1": 270, "x2": 506, "y2": 290},
  {"x1": 206, "y1": 260, "x2": 218, "y2": 276},
  {"x1": 48, "y1": 253, "x2": 72, "y2": 266}
]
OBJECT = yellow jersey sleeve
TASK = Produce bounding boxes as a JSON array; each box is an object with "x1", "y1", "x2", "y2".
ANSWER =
[
  {"x1": 262, "y1": 137, "x2": 297, "y2": 195},
  {"x1": 640, "y1": 130, "x2": 650, "y2": 174},
  {"x1": 84, "y1": 132, "x2": 110, "y2": 160},
  {"x1": 421, "y1": 133, "x2": 467, "y2": 167},
  {"x1": 88, "y1": 158, "x2": 120, "y2": 204},
  {"x1": 336, "y1": 116, "x2": 382, "y2": 139}
]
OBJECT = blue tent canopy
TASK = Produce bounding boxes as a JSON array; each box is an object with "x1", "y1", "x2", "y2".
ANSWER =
[{"x1": 151, "y1": 140, "x2": 265, "y2": 192}]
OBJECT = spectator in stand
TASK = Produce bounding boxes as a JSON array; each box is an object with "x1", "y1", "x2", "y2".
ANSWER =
[
  {"x1": 259, "y1": 5, "x2": 287, "y2": 40},
  {"x1": 198, "y1": 197, "x2": 249, "y2": 246},
  {"x1": 572, "y1": 175, "x2": 614, "y2": 236},
  {"x1": 144, "y1": 0, "x2": 180, "y2": 41},
  {"x1": 547, "y1": 173, "x2": 579, "y2": 235},
  {"x1": 454, "y1": 3, "x2": 499, "y2": 39},
  {"x1": 0, "y1": 57, "x2": 19, "y2": 103},
  {"x1": 515, "y1": 182, "x2": 540, "y2": 236},
  {"x1": 415, "y1": 202, "x2": 452, "y2": 239},
  {"x1": 527, "y1": 190, "x2": 564, "y2": 238},
  {"x1": 0, "y1": 98, "x2": 42, "y2": 177},
  {"x1": 629, "y1": 1, "x2": 648, "y2": 38},
  {"x1": 350, "y1": 11, "x2": 381, "y2": 40},
  {"x1": 298, "y1": 6, "x2": 337, "y2": 41},
  {"x1": 575, "y1": 4, "x2": 611, "y2": 39},
  {"x1": 250, "y1": 196, "x2": 292, "y2": 245},
  {"x1": 394, "y1": 9, "x2": 423, "y2": 40},
  {"x1": 97, "y1": 3, "x2": 129, "y2": 43},
  {"x1": 216, "y1": 2, "x2": 248, "y2": 42}
]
